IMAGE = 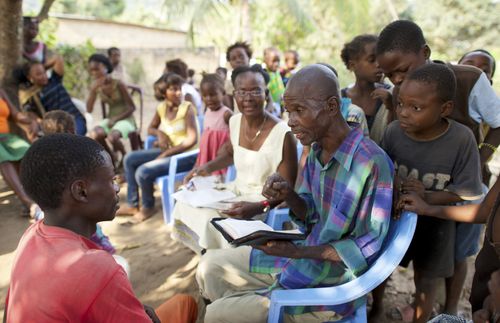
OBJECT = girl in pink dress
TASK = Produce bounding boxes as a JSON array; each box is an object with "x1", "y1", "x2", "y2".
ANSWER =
[{"x1": 193, "y1": 74, "x2": 232, "y2": 177}]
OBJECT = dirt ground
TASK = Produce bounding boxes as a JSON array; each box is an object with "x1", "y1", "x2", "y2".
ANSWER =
[{"x1": 0, "y1": 175, "x2": 476, "y2": 322}]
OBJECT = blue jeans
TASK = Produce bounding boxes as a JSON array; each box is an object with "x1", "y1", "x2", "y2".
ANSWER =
[{"x1": 124, "y1": 148, "x2": 197, "y2": 209}]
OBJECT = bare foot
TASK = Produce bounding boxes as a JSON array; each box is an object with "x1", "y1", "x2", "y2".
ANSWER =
[
  {"x1": 116, "y1": 205, "x2": 139, "y2": 216},
  {"x1": 132, "y1": 207, "x2": 156, "y2": 223}
]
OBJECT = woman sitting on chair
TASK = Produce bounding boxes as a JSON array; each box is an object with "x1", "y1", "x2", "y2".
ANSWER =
[
  {"x1": 86, "y1": 54, "x2": 136, "y2": 166},
  {"x1": 117, "y1": 73, "x2": 199, "y2": 223},
  {"x1": 172, "y1": 64, "x2": 297, "y2": 253}
]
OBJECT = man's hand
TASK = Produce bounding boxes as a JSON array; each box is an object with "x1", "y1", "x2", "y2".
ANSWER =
[
  {"x1": 221, "y1": 201, "x2": 262, "y2": 219},
  {"x1": 107, "y1": 117, "x2": 116, "y2": 128},
  {"x1": 262, "y1": 173, "x2": 292, "y2": 201},
  {"x1": 254, "y1": 240, "x2": 300, "y2": 258}
]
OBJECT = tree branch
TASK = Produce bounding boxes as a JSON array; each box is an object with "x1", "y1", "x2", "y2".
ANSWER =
[{"x1": 37, "y1": 0, "x2": 56, "y2": 22}]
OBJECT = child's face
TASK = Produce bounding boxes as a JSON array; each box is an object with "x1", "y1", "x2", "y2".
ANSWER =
[
  {"x1": 229, "y1": 47, "x2": 250, "y2": 69},
  {"x1": 109, "y1": 50, "x2": 121, "y2": 67},
  {"x1": 24, "y1": 20, "x2": 39, "y2": 39},
  {"x1": 83, "y1": 151, "x2": 120, "y2": 222},
  {"x1": 201, "y1": 83, "x2": 224, "y2": 111},
  {"x1": 377, "y1": 48, "x2": 428, "y2": 87},
  {"x1": 284, "y1": 53, "x2": 298, "y2": 70},
  {"x1": 351, "y1": 42, "x2": 383, "y2": 83},
  {"x1": 88, "y1": 61, "x2": 107, "y2": 80},
  {"x1": 459, "y1": 52, "x2": 494, "y2": 82},
  {"x1": 265, "y1": 50, "x2": 281, "y2": 72},
  {"x1": 29, "y1": 63, "x2": 48, "y2": 86},
  {"x1": 397, "y1": 79, "x2": 449, "y2": 138},
  {"x1": 165, "y1": 84, "x2": 183, "y2": 106}
]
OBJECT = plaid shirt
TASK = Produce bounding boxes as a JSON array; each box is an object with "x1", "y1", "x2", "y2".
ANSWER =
[
  {"x1": 250, "y1": 127, "x2": 394, "y2": 316},
  {"x1": 267, "y1": 70, "x2": 285, "y2": 104}
]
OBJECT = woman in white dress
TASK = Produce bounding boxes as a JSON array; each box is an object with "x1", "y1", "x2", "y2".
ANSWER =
[{"x1": 172, "y1": 64, "x2": 298, "y2": 253}]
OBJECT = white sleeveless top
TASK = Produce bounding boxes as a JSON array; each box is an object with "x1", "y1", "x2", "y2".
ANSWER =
[{"x1": 229, "y1": 114, "x2": 290, "y2": 198}]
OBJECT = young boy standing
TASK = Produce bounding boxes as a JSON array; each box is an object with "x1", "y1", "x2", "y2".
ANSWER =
[
  {"x1": 375, "y1": 20, "x2": 500, "y2": 321},
  {"x1": 5, "y1": 134, "x2": 197, "y2": 323},
  {"x1": 381, "y1": 64, "x2": 483, "y2": 322}
]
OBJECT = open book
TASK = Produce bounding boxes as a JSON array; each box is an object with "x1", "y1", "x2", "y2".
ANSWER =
[{"x1": 211, "y1": 218, "x2": 306, "y2": 247}]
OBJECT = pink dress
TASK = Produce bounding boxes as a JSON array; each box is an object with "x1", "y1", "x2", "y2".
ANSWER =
[{"x1": 196, "y1": 106, "x2": 231, "y2": 176}]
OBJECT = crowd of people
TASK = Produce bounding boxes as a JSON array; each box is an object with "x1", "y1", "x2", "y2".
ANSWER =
[{"x1": 1, "y1": 16, "x2": 499, "y2": 323}]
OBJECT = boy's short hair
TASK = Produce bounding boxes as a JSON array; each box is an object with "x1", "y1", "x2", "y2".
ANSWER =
[
  {"x1": 263, "y1": 47, "x2": 280, "y2": 58},
  {"x1": 20, "y1": 134, "x2": 108, "y2": 210},
  {"x1": 406, "y1": 63, "x2": 456, "y2": 102},
  {"x1": 107, "y1": 47, "x2": 120, "y2": 56},
  {"x1": 226, "y1": 41, "x2": 253, "y2": 62},
  {"x1": 231, "y1": 64, "x2": 270, "y2": 86},
  {"x1": 88, "y1": 53, "x2": 114, "y2": 73},
  {"x1": 458, "y1": 49, "x2": 496, "y2": 77},
  {"x1": 340, "y1": 34, "x2": 378, "y2": 68},
  {"x1": 377, "y1": 20, "x2": 426, "y2": 55},
  {"x1": 200, "y1": 73, "x2": 225, "y2": 92},
  {"x1": 165, "y1": 59, "x2": 189, "y2": 79},
  {"x1": 42, "y1": 110, "x2": 75, "y2": 134}
]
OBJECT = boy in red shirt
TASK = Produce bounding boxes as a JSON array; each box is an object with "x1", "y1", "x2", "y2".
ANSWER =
[{"x1": 4, "y1": 134, "x2": 197, "y2": 323}]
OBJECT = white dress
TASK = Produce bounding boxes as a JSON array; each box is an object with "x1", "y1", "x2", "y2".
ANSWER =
[{"x1": 171, "y1": 114, "x2": 290, "y2": 252}]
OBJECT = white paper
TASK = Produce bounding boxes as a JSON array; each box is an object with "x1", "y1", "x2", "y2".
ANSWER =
[
  {"x1": 188, "y1": 175, "x2": 220, "y2": 190},
  {"x1": 216, "y1": 218, "x2": 302, "y2": 239},
  {"x1": 172, "y1": 188, "x2": 236, "y2": 208}
]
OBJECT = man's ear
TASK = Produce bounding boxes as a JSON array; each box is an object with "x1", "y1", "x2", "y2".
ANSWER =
[
  {"x1": 326, "y1": 96, "x2": 340, "y2": 116},
  {"x1": 440, "y1": 100, "x2": 453, "y2": 118},
  {"x1": 70, "y1": 180, "x2": 89, "y2": 203},
  {"x1": 422, "y1": 44, "x2": 431, "y2": 60}
]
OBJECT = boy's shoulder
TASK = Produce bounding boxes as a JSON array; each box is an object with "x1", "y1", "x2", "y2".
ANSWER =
[
  {"x1": 446, "y1": 119, "x2": 477, "y2": 143},
  {"x1": 443, "y1": 62, "x2": 482, "y2": 86}
]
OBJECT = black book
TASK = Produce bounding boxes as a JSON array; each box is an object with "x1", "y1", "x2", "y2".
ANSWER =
[{"x1": 211, "y1": 217, "x2": 306, "y2": 247}]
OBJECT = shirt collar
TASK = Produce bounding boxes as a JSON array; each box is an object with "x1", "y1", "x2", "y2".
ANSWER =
[{"x1": 312, "y1": 126, "x2": 364, "y2": 172}]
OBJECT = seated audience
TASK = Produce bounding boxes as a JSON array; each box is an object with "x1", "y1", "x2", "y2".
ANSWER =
[
  {"x1": 117, "y1": 73, "x2": 199, "y2": 222},
  {"x1": 172, "y1": 64, "x2": 297, "y2": 253},
  {"x1": 196, "y1": 64, "x2": 393, "y2": 322}
]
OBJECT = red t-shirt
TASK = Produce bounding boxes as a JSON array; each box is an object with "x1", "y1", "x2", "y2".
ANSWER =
[{"x1": 5, "y1": 221, "x2": 152, "y2": 323}]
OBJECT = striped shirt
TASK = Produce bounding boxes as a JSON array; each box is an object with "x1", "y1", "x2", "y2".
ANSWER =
[
  {"x1": 39, "y1": 72, "x2": 83, "y2": 120},
  {"x1": 250, "y1": 127, "x2": 394, "y2": 316}
]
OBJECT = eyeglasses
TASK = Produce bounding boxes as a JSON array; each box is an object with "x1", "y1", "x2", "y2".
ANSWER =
[{"x1": 233, "y1": 90, "x2": 263, "y2": 97}]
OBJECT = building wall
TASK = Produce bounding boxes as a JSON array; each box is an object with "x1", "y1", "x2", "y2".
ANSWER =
[{"x1": 53, "y1": 16, "x2": 187, "y2": 49}]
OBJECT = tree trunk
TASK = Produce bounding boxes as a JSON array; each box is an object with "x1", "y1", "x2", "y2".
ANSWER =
[
  {"x1": 241, "y1": 0, "x2": 251, "y2": 43},
  {"x1": 0, "y1": 0, "x2": 23, "y2": 90},
  {"x1": 38, "y1": 0, "x2": 57, "y2": 22}
]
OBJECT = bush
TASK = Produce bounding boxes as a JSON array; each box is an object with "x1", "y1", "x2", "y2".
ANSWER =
[{"x1": 56, "y1": 40, "x2": 96, "y2": 99}]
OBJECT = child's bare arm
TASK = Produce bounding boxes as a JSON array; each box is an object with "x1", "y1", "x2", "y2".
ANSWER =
[{"x1": 424, "y1": 191, "x2": 463, "y2": 205}]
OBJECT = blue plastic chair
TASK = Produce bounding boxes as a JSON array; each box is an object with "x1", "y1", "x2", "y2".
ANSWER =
[
  {"x1": 156, "y1": 149, "x2": 200, "y2": 224},
  {"x1": 267, "y1": 211, "x2": 417, "y2": 323}
]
